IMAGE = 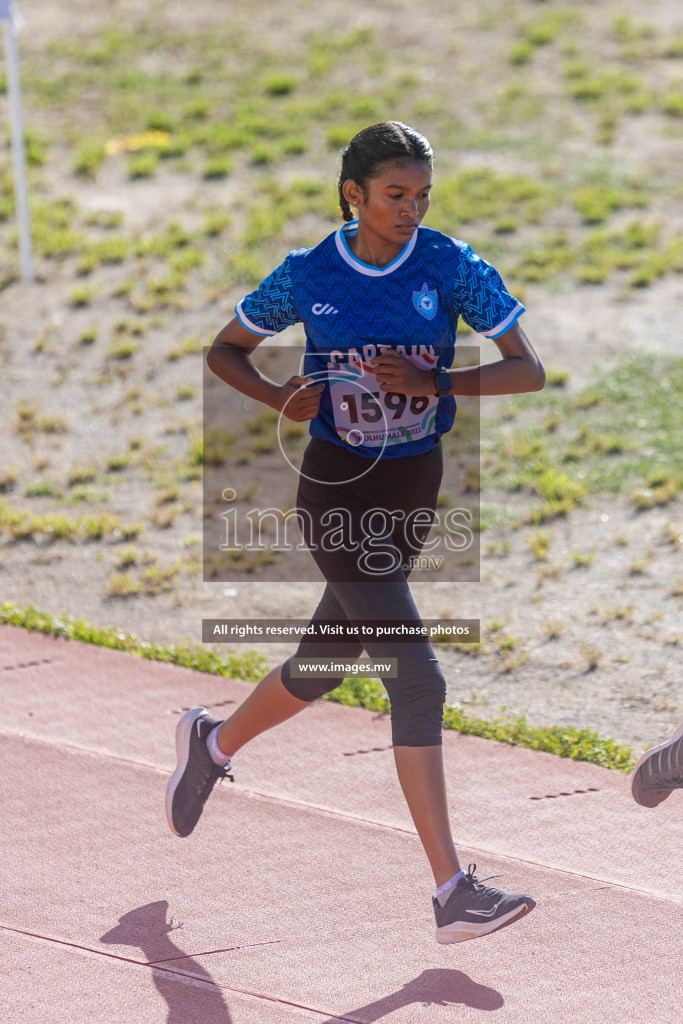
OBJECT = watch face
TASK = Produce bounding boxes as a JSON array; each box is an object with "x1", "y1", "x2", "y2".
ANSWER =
[{"x1": 436, "y1": 369, "x2": 450, "y2": 395}]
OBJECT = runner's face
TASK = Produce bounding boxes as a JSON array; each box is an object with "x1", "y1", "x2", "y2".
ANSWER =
[{"x1": 348, "y1": 159, "x2": 432, "y2": 247}]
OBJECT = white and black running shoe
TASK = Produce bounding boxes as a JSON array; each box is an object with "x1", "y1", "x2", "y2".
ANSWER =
[
  {"x1": 434, "y1": 864, "x2": 535, "y2": 944},
  {"x1": 165, "y1": 707, "x2": 233, "y2": 837},
  {"x1": 631, "y1": 723, "x2": 683, "y2": 808}
]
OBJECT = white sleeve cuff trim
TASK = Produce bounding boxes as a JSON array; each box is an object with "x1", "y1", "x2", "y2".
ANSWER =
[
  {"x1": 235, "y1": 301, "x2": 277, "y2": 336},
  {"x1": 481, "y1": 303, "x2": 525, "y2": 339}
]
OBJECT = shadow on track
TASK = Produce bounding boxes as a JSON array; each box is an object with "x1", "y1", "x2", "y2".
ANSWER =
[
  {"x1": 100, "y1": 900, "x2": 232, "y2": 1024},
  {"x1": 317, "y1": 967, "x2": 504, "y2": 1021}
]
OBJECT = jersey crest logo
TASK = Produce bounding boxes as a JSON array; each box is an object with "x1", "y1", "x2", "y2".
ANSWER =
[
  {"x1": 312, "y1": 302, "x2": 339, "y2": 315},
  {"x1": 413, "y1": 283, "x2": 438, "y2": 321}
]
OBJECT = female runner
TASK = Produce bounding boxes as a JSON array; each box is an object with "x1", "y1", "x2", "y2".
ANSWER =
[{"x1": 166, "y1": 121, "x2": 545, "y2": 944}]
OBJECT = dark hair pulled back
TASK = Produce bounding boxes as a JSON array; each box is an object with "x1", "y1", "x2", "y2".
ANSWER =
[{"x1": 337, "y1": 121, "x2": 433, "y2": 222}]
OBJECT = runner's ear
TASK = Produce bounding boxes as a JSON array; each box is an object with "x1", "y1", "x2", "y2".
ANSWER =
[{"x1": 342, "y1": 178, "x2": 364, "y2": 208}]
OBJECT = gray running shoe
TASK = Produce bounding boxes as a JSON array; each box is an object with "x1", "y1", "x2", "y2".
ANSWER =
[
  {"x1": 631, "y1": 723, "x2": 683, "y2": 808},
  {"x1": 166, "y1": 708, "x2": 233, "y2": 837},
  {"x1": 433, "y1": 864, "x2": 535, "y2": 944}
]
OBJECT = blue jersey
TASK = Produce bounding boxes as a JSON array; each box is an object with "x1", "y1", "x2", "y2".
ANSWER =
[{"x1": 236, "y1": 221, "x2": 525, "y2": 458}]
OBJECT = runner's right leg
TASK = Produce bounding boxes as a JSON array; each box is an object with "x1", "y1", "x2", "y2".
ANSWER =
[
  {"x1": 166, "y1": 587, "x2": 365, "y2": 838},
  {"x1": 166, "y1": 668, "x2": 311, "y2": 837},
  {"x1": 216, "y1": 581, "x2": 368, "y2": 755}
]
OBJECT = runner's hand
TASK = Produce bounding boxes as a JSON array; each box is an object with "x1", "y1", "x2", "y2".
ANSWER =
[
  {"x1": 371, "y1": 351, "x2": 435, "y2": 396},
  {"x1": 276, "y1": 375, "x2": 324, "y2": 421}
]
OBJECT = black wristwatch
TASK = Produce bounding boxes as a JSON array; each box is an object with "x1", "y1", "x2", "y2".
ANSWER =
[{"x1": 433, "y1": 367, "x2": 451, "y2": 397}]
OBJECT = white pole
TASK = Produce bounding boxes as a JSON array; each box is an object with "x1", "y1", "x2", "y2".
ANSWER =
[{"x1": 2, "y1": 0, "x2": 33, "y2": 283}]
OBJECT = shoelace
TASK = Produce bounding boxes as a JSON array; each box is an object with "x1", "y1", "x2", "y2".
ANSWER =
[
  {"x1": 464, "y1": 863, "x2": 505, "y2": 898},
  {"x1": 194, "y1": 762, "x2": 233, "y2": 800}
]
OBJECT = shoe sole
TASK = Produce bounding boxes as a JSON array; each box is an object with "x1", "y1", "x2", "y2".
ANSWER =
[
  {"x1": 631, "y1": 722, "x2": 683, "y2": 808},
  {"x1": 165, "y1": 707, "x2": 208, "y2": 837},
  {"x1": 435, "y1": 899, "x2": 536, "y2": 944}
]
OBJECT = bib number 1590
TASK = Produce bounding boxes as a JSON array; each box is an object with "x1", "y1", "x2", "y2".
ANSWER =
[{"x1": 342, "y1": 392, "x2": 430, "y2": 423}]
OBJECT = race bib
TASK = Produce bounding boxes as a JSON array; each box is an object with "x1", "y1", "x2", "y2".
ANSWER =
[{"x1": 328, "y1": 352, "x2": 438, "y2": 449}]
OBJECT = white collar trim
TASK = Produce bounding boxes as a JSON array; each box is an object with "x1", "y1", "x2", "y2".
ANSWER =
[{"x1": 335, "y1": 220, "x2": 417, "y2": 277}]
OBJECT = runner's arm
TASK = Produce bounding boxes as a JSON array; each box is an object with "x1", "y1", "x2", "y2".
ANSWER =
[
  {"x1": 207, "y1": 317, "x2": 323, "y2": 421},
  {"x1": 372, "y1": 322, "x2": 544, "y2": 397},
  {"x1": 445, "y1": 321, "x2": 545, "y2": 396}
]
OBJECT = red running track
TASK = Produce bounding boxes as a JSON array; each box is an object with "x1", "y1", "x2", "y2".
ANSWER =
[{"x1": 0, "y1": 624, "x2": 681, "y2": 1023}]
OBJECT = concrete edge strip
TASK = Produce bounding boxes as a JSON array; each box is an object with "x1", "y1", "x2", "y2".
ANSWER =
[
  {"x1": 0, "y1": 923, "x2": 366, "y2": 1023},
  {"x1": 3, "y1": 728, "x2": 682, "y2": 907}
]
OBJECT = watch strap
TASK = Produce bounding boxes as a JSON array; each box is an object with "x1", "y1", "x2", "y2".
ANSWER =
[{"x1": 433, "y1": 367, "x2": 451, "y2": 396}]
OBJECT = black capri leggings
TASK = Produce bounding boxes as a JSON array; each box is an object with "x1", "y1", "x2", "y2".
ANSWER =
[{"x1": 281, "y1": 438, "x2": 447, "y2": 747}]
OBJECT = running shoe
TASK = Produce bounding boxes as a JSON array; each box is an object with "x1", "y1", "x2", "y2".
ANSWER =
[
  {"x1": 631, "y1": 723, "x2": 683, "y2": 808},
  {"x1": 166, "y1": 707, "x2": 233, "y2": 837},
  {"x1": 433, "y1": 864, "x2": 535, "y2": 944}
]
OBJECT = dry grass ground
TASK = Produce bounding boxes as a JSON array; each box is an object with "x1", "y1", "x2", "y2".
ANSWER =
[{"x1": 1, "y1": 0, "x2": 682, "y2": 752}]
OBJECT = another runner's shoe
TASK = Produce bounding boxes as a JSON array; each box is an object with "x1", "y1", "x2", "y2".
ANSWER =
[
  {"x1": 631, "y1": 723, "x2": 683, "y2": 808},
  {"x1": 433, "y1": 864, "x2": 535, "y2": 944},
  {"x1": 166, "y1": 708, "x2": 233, "y2": 837}
]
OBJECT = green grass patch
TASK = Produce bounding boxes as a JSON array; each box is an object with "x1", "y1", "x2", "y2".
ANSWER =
[
  {"x1": 571, "y1": 185, "x2": 648, "y2": 224},
  {"x1": 509, "y1": 40, "x2": 534, "y2": 66},
  {"x1": 322, "y1": 678, "x2": 635, "y2": 771},
  {"x1": 77, "y1": 237, "x2": 129, "y2": 274},
  {"x1": 202, "y1": 210, "x2": 232, "y2": 236},
  {"x1": 24, "y1": 128, "x2": 49, "y2": 168},
  {"x1": 661, "y1": 37, "x2": 683, "y2": 59},
  {"x1": 565, "y1": 65, "x2": 646, "y2": 105},
  {"x1": 486, "y1": 356, "x2": 683, "y2": 511},
  {"x1": 513, "y1": 229, "x2": 574, "y2": 283},
  {"x1": 79, "y1": 327, "x2": 98, "y2": 345},
  {"x1": 24, "y1": 481, "x2": 63, "y2": 499},
  {"x1": 107, "y1": 339, "x2": 139, "y2": 360},
  {"x1": 127, "y1": 151, "x2": 159, "y2": 178},
  {"x1": 31, "y1": 199, "x2": 84, "y2": 259},
  {"x1": 0, "y1": 466, "x2": 17, "y2": 492},
  {"x1": 546, "y1": 368, "x2": 570, "y2": 388},
  {"x1": 183, "y1": 96, "x2": 211, "y2": 120},
  {"x1": 660, "y1": 90, "x2": 683, "y2": 118},
  {"x1": 567, "y1": 220, "x2": 668, "y2": 287},
  {"x1": 431, "y1": 168, "x2": 554, "y2": 230},
  {"x1": 0, "y1": 500, "x2": 135, "y2": 541},
  {"x1": 0, "y1": 603, "x2": 265, "y2": 683},
  {"x1": 262, "y1": 72, "x2": 298, "y2": 97},
  {"x1": 67, "y1": 464, "x2": 98, "y2": 487},
  {"x1": 0, "y1": 601, "x2": 633, "y2": 771},
  {"x1": 135, "y1": 221, "x2": 192, "y2": 259},
  {"x1": 167, "y1": 335, "x2": 203, "y2": 360},
  {"x1": 203, "y1": 155, "x2": 234, "y2": 179},
  {"x1": 10, "y1": 3, "x2": 682, "y2": 299},
  {"x1": 69, "y1": 285, "x2": 96, "y2": 307},
  {"x1": 73, "y1": 140, "x2": 107, "y2": 178}
]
